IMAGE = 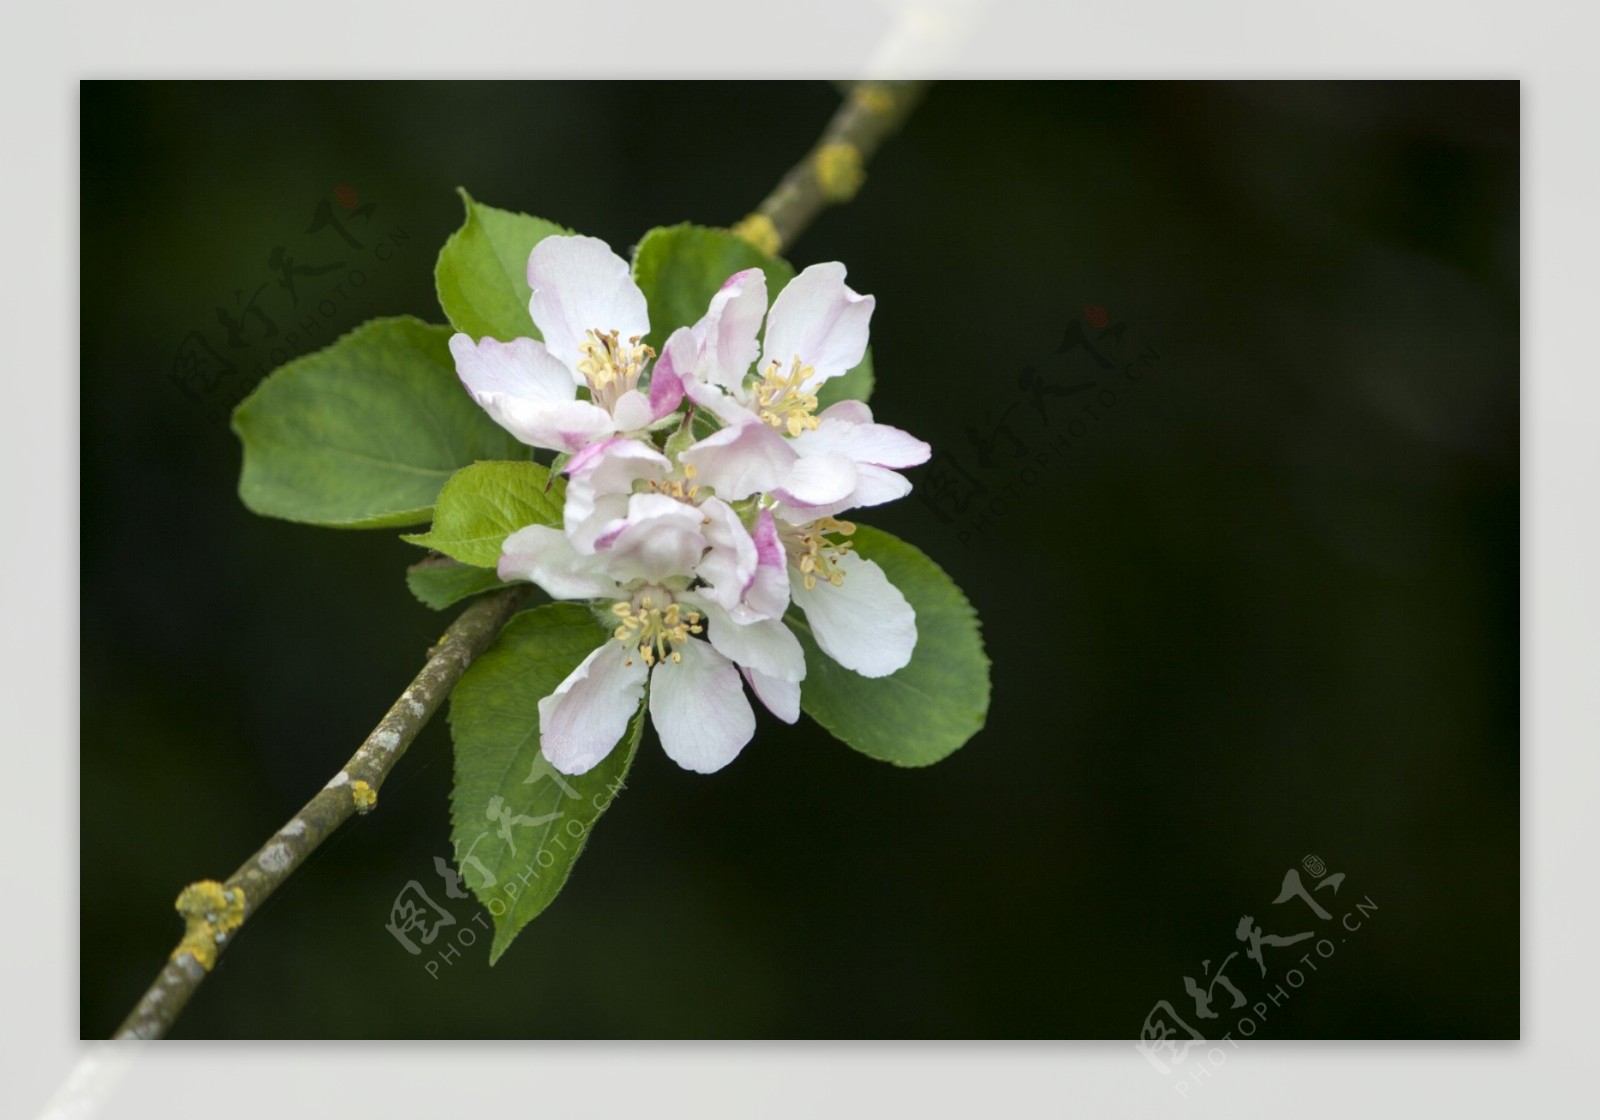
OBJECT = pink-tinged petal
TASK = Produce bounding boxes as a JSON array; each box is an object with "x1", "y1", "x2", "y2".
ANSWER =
[
  {"x1": 564, "y1": 438, "x2": 671, "y2": 553},
  {"x1": 736, "y1": 508, "x2": 792, "y2": 621},
  {"x1": 648, "y1": 637, "x2": 756, "y2": 774},
  {"x1": 600, "y1": 494, "x2": 708, "y2": 584},
  {"x1": 690, "y1": 596, "x2": 806, "y2": 682},
  {"x1": 679, "y1": 421, "x2": 796, "y2": 501},
  {"x1": 449, "y1": 334, "x2": 614, "y2": 452},
  {"x1": 694, "y1": 498, "x2": 758, "y2": 613},
  {"x1": 498, "y1": 524, "x2": 621, "y2": 600},
  {"x1": 794, "y1": 416, "x2": 932, "y2": 470},
  {"x1": 693, "y1": 267, "x2": 767, "y2": 392},
  {"x1": 527, "y1": 235, "x2": 650, "y2": 375},
  {"x1": 769, "y1": 452, "x2": 858, "y2": 510},
  {"x1": 790, "y1": 552, "x2": 916, "y2": 678},
  {"x1": 647, "y1": 330, "x2": 688, "y2": 420},
  {"x1": 742, "y1": 667, "x2": 800, "y2": 724},
  {"x1": 760, "y1": 262, "x2": 874, "y2": 388},
  {"x1": 752, "y1": 506, "x2": 784, "y2": 570},
  {"x1": 538, "y1": 643, "x2": 649, "y2": 775}
]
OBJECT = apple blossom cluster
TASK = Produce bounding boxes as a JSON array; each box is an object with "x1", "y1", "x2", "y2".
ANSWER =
[{"x1": 448, "y1": 236, "x2": 930, "y2": 776}]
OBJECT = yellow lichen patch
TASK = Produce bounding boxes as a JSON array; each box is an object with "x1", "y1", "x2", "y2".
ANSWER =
[
  {"x1": 170, "y1": 880, "x2": 246, "y2": 971},
  {"x1": 852, "y1": 84, "x2": 895, "y2": 114},
  {"x1": 814, "y1": 143, "x2": 866, "y2": 202},
  {"x1": 732, "y1": 213, "x2": 781, "y2": 256},
  {"x1": 351, "y1": 780, "x2": 378, "y2": 814}
]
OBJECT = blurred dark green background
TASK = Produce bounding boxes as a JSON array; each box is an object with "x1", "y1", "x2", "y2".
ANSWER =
[{"x1": 80, "y1": 81, "x2": 1518, "y2": 1039}]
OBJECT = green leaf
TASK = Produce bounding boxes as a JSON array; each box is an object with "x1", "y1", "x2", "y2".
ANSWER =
[
  {"x1": 435, "y1": 189, "x2": 571, "y2": 342},
  {"x1": 791, "y1": 526, "x2": 989, "y2": 766},
  {"x1": 632, "y1": 223, "x2": 795, "y2": 352},
  {"x1": 406, "y1": 558, "x2": 514, "y2": 610},
  {"x1": 449, "y1": 604, "x2": 643, "y2": 963},
  {"x1": 816, "y1": 347, "x2": 875, "y2": 410},
  {"x1": 402, "y1": 460, "x2": 563, "y2": 568},
  {"x1": 631, "y1": 222, "x2": 873, "y2": 404},
  {"x1": 232, "y1": 316, "x2": 524, "y2": 528}
]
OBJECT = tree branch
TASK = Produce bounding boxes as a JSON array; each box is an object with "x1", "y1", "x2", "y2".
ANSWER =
[
  {"x1": 114, "y1": 586, "x2": 528, "y2": 1039},
  {"x1": 733, "y1": 81, "x2": 928, "y2": 256},
  {"x1": 112, "y1": 79, "x2": 930, "y2": 1041}
]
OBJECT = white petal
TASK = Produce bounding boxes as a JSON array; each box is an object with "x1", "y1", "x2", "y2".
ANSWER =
[
  {"x1": 692, "y1": 268, "x2": 767, "y2": 392},
  {"x1": 770, "y1": 452, "x2": 858, "y2": 509},
  {"x1": 500, "y1": 400, "x2": 619, "y2": 454},
  {"x1": 742, "y1": 667, "x2": 800, "y2": 724},
  {"x1": 538, "y1": 643, "x2": 649, "y2": 775},
  {"x1": 793, "y1": 415, "x2": 931, "y2": 470},
  {"x1": 774, "y1": 464, "x2": 913, "y2": 525},
  {"x1": 600, "y1": 494, "x2": 708, "y2": 584},
  {"x1": 694, "y1": 498, "x2": 758, "y2": 612},
  {"x1": 817, "y1": 399, "x2": 873, "y2": 426},
  {"x1": 527, "y1": 235, "x2": 650, "y2": 375},
  {"x1": 692, "y1": 597, "x2": 806, "y2": 682},
  {"x1": 648, "y1": 638, "x2": 756, "y2": 774},
  {"x1": 791, "y1": 553, "x2": 916, "y2": 678},
  {"x1": 760, "y1": 262, "x2": 874, "y2": 387},
  {"x1": 679, "y1": 421, "x2": 796, "y2": 501},
  {"x1": 683, "y1": 373, "x2": 761, "y2": 428},
  {"x1": 610, "y1": 389, "x2": 655, "y2": 432},
  {"x1": 450, "y1": 334, "x2": 575, "y2": 403},
  {"x1": 498, "y1": 524, "x2": 621, "y2": 600},
  {"x1": 449, "y1": 334, "x2": 614, "y2": 452}
]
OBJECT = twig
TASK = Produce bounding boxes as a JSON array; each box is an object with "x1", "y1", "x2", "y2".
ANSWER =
[
  {"x1": 114, "y1": 587, "x2": 528, "y2": 1039},
  {"x1": 733, "y1": 81, "x2": 928, "y2": 256},
  {"x1": 111, "y1": 79, "x2": 930, "y2": 1041}
]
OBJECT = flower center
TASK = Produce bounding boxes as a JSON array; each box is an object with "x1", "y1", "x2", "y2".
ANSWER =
[
  {"x1": 644, "y1": 463, "x2": 700, "y2": 502},
  {"x1": 792, "y1": 517, "x2": 856, "y2": 590},
  {"x1": 577, "y1": 329, "x2": 652, "y2": 404},
  {"x1": 755, "y1": 356, "x2": 820, "y2": 437},
  {"x1": 611, "y1": 593, "x2": 702, "y2": 667}
]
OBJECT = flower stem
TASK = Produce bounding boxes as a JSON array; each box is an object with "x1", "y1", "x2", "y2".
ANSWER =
[{"x1": 110, "y1": 80, "x2": 930, "y2": 1041}]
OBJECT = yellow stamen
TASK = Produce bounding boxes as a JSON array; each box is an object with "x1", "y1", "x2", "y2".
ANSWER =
[
  {"x1": 755, "y1": 356, "x2": 821, "y2": 437},
  {"x1": 795, "y1": 518, "x2": 856, "y2": 590},
  {"x1": 576, "y1": 328, "x2": 652, "y2": 399},
  {"x1": 612, "y1": 599, "x2": 703, "y2": 667},
  {"x1": 646, "y1": 473, "x2": 700, "y2": 501}
]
